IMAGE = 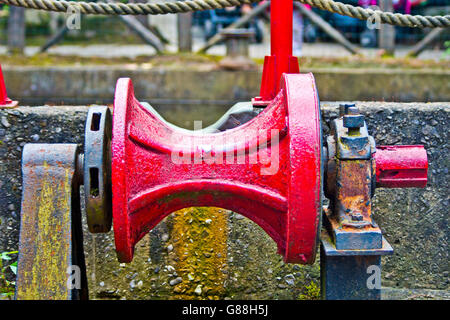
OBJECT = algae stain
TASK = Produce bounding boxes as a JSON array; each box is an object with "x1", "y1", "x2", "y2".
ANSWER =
[
  {"x1": 298, "y1": 281, "x2": 321, "y2": 300},
  {"x1": 170, "y1": 207, "x2": 228, "y2": 300},
  {"x1": 18, "y1": 163, "x2": 72, "y2": 299}
]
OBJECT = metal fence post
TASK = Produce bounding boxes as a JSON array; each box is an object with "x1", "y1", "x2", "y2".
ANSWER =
[
  {"x1": 178, "y1": 12, "x2": 193, "y2": 52},
  {"x1": 7, "y1": 6, "x2": 26, "y2": 54},
  {"x1": 378, "y1": 0, "x2": 395, "y2": 54}
]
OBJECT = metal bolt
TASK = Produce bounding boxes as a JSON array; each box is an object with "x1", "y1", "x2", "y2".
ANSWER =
[
  {"x1": 343, "y1": 114, "x2": 364, "y2": 127},
  {"x1": 351, "y1": 212, "x2": 364, "y2": 221},
  {"x1": 343, "y1": 105, "x2": 364, "y2": 135},
  {"x1": 339, "y1": 103, "x2": 356, "y2": 117},
  {"x1": 346, "y1": 106, "x2": 360, "y2": 115}
]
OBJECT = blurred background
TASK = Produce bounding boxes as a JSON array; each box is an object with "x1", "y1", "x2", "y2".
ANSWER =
[
  {"x1": 0, "y1": 1, "x2": 449, "y2": 301},
  {"x1": 0, "y1": 0, "x2": 449, "y2": 59}
]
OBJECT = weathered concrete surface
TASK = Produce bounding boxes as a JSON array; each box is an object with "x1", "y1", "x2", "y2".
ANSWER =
[
  {"x1": 3, "y1": 66, "x2": 450, "y2": 105},
  {"x1": 381, "y1": 287, "x2": 450, "y2": 300},
  {"x1": 0, "y1": 102, "x2": 448, "y2": 300}
]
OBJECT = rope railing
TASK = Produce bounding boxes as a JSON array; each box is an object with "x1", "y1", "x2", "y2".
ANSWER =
[{"x1": 0, "y1": 0, "x2": 449, "y2": 28}]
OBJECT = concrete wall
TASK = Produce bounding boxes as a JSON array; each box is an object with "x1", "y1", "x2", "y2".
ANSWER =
[
  {"x1": 3, "y1": 66, "x2": 450, "y2": 105},
  {"x1": 0, "y1": 102, "x2": 448, "y2": 299}
]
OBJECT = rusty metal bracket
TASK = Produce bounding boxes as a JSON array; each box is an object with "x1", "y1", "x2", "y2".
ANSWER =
[
  {"x1": 15, "y1": 144, "x2": 88, "y2": 300},
  {"x1": 327, "y1": 104, "x2": 379, "y2": 239},
  {"x1": 322, "y1": 103, "x2": 428, "y2": 300}
]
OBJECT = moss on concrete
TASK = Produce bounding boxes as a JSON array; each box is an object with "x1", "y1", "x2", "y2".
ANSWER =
[
  {"x1": 1, "y1": 53, "x2": 448, "y2": 70},
  {"x1": 169, "y1": 207, "x2": 228, "y2": 299}
]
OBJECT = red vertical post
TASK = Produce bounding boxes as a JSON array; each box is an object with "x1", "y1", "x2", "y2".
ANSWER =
[
  {"x1": 271, "y1": 0, "x2": 293, "y2": 87},
  {"x1": 0, "y1": 65, "x2": 8, "y2": 104},
  {"x1": 0, "y1": 64, "x2": 18, "y2": 108},
  {"x1": 255, "y1": 0, "x2": 299, "y2": 104}
]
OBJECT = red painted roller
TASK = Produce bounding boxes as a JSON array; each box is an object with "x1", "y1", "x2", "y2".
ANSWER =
[
  {"x1": 374, "y1": 145, "x2": 428, "y2": 188},
  {"x1": 111, "y1": 73, "x2": 323, "y2": 264}
]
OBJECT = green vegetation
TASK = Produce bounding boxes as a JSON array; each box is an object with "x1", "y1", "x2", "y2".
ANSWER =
[
  {"x1": 0, "y1": 52, "x2": 448, "y2": 70},
  {"x1": 0, "y1": 251, "x2": 18, "y2": 300},
  {"x1": 298, "y1": 55, "x2": 449, "y2": 70},
  {"x1": 0, "y1": 52, "x2": 223, "y2": 67},
  {"x1": 298, "y1": 281, "x2": 321, "y2": 300},
  {"x1": 444, "y1": 41, "x2": 450, "y2": 58}
]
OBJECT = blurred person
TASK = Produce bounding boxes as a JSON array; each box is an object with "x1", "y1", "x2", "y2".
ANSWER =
[
  {"x1": 203, "y1": 4, "x2": 264, "y2": 42},
  {"x1": 358, "y1": 0, "x2": 428, "y2": 47},
  {"x1": 358, "y1": 0, "x2": 377, "y2": 7},
  {"x1": 293, "y1": 4, "x2": 311, "y2": 56},
  {"x1": 393, "y1": 0, "x2": 428, "y2": 14},
  {"x1": 358, "y1": 0, "x2": 378, "y2": 47},
  {"x1": 359, "y1": 0, "x2": 428, "y2": 14}
]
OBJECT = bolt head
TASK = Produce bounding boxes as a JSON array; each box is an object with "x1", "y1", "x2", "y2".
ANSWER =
[
  {"x1": 339, "y1": 103, "x2": 355, "y2": 117},
  {"x1": 351, "y1": 212, "x2": 364, "y2": 221},
  {"x1": 347, "y1": 106, "x2": 360, "y2": 115},
  {"x1": 339, "y1": 103, "x2": 357, "y2": 116},
  {"x1": 343, "y1": 114, "x2": 364, "y2": 129}
]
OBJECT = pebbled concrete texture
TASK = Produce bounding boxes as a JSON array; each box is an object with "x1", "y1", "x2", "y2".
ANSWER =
[{"x1": 0, "y1": 102, "x2": 448, "y2": 299}]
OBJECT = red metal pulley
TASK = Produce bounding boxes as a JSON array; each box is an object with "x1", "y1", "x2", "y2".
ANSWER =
[{"x1": 111, "y1": 73, "x2": 323, "y2": 264}]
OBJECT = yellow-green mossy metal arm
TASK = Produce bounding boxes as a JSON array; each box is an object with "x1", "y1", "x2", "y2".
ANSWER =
[{"x1": 15, "y1": 144, "x2": 87, "y2": 300}]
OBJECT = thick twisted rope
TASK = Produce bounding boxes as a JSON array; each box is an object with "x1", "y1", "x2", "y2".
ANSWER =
[
  {"x1": 0, "y1": 0, "x2": 449, "y2": 28},
  {"x1": 302, "y1": 0, "x2": 449, "y2": 28}
]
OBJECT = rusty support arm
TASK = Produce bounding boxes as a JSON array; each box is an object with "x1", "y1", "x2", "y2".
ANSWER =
[{"x1": 15, "y1": 144, "x2": 88, "y2": 300}]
